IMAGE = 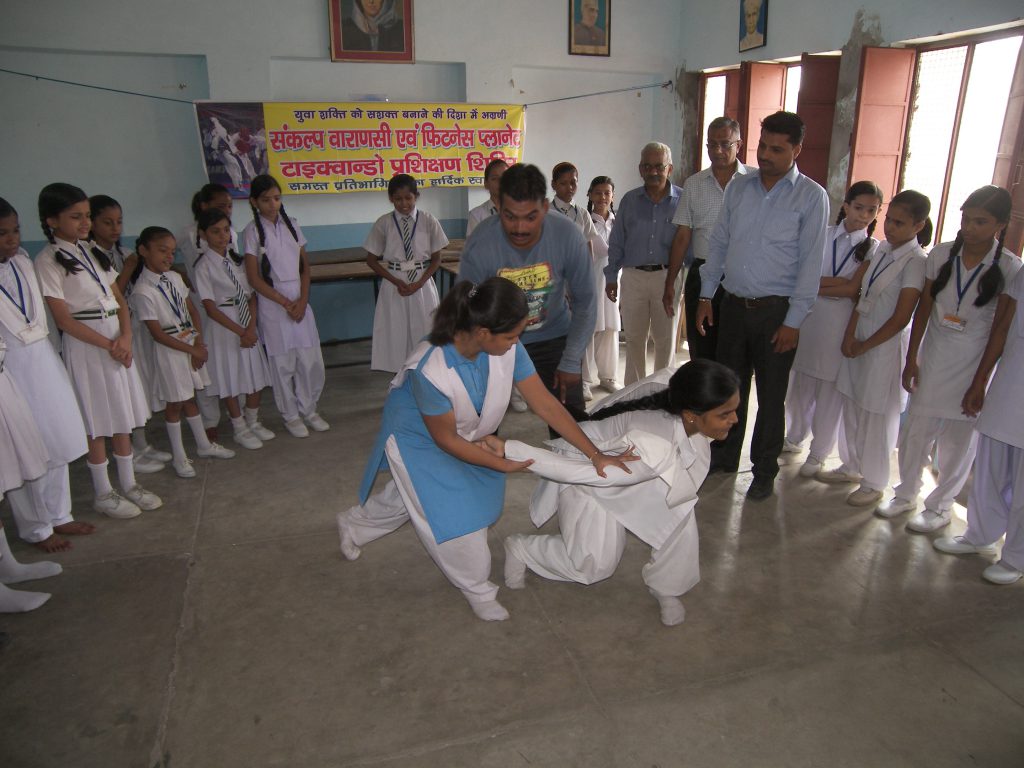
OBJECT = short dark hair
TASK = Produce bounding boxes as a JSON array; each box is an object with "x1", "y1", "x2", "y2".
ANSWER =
[
  {"x1": 760, "y1": 111, "x2": 805, "y2": 146},
  {"x1": 499, "y1": 163, "x2": 546, "y2": 205},
  {"x1": 388, "y1": 173, "x2": 419, "y2": 198}
]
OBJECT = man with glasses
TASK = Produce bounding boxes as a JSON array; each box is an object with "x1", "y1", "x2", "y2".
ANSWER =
[
  {"x1": 665, "y1": 117, "x2": 754, "y2": 361},
  {"x1": 694, "y1": 111, "x2": 828, "y2": 501},
  {"x1": 606, "y1": 142, "x2": 682, "y2": 384}
]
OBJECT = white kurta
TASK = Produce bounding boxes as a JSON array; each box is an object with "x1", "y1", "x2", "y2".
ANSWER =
[
  {"x1": 192, "y1": 249, "x2": 271, "y2": 398},
  {"x1": 35, "y1": 238, "x2": 150, "y2": 437},
  {"x1": 589, "y1": 211, "x2": 621, "y2": 333},
  {"x1": 364, "y1": 208, "x2": 447, "y2": 373},
  {"x1": 466, "y1": 200, "x2": 497, "y2": 237},
  {"x1": 0, "y1": 341, "x2": 49, "y2": 493},
  {"x1": 129, "y1": 268, "x2": 210, "y2": 403}
]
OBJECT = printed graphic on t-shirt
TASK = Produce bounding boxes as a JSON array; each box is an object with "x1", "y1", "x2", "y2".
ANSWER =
[{"x1": 497, "y1": 262, "x2": 554, "y2": 330}]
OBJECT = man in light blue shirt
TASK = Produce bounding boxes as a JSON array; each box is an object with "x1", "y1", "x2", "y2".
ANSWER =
[{"x1": 695, "y1": 111, "x2": 828, "y2": 500}]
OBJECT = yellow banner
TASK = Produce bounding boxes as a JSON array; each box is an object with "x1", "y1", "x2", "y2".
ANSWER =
[{"x1": 264, "y1": 102, "x2": 525, "y2": 194}]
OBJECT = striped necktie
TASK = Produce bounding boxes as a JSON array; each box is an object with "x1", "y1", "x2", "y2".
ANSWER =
[
  {"x1": 224, "y1": 258, "x2": 251, "y2": 328},
  {"x1": 159, "y1": 274, "x2": 191, "y2": 327},
  {"x1": 400, "y1": 215, "x2": 414, "y2": 259}
]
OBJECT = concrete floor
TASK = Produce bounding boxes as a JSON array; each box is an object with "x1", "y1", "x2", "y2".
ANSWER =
[{"x1": 1, "y1": 348, "x2": 1023, "y2": 768}]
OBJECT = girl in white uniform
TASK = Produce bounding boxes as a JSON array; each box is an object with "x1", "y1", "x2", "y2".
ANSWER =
[
  {"x1": 500, "y1": 360, "x2": 740, "y2": 626},
  {"x1": 785, "y1": 181, "x2": 880, "y2": 478},
  {"x1": 193, "y1": 208, "x2": 274, "y2": 450},
  {"x1": 364, "y1": 173, "x2": 448, "y2": 373},
  {"x1": 0, "y1": 339, "x2": 63, "y2": 613},
  {"x1": 35, "y1": 183, "x2": 159, "y2": 520},
  {"x1": 827, "y1": 190, "x2": 932, "y2": 507},
  {"x1": 466, "y1": 159, "x2": 507, "y2": 237},
  {"x1": 0, "y1": 198, "x2": 91, "y2": 552},
  {"x1": 337, "y1": 278, "x2": 634, "y2": 621},
  {"x1": 934, "y1": 266, "x2": 1024, "y2": 584},
  {"x1": 585, "y1": 175, "x2": 622, "y2": 393},
  {"x1": 243, "y1": 174, "x2": 327, "y2": 438},
  {"x1": 89, "y1": 194, "x2": 170, "y2": 474},
  {"x1": 883, "y1": 186, "x2": 1020, "y2": 531},
  {"x1": 128, "y1": 227, "x2": 235, "y2": 478}
]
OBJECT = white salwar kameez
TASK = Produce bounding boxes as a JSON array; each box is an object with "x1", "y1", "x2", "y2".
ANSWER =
[{"x1": 583, "y1": 210, "x2": 620, "y2": 386}]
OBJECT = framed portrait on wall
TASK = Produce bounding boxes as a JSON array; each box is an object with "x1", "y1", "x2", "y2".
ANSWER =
[
  {"x1": 328, "y1": 0, "x2": 414, "y2": 63},
  {"x1": 739, "y1": 0, "x2": 767, "y2": 53},
  {"x1": 569, "y1": 0, "x2": 610, "y2": 57}
]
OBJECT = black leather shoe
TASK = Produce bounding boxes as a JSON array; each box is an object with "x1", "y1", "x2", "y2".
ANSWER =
[
  {"x1": 746, "y1": 476, "x2": 774, "y2": 500},
  {"x1": 708, "y1": 462, "x2": 739, "y2": 476}
]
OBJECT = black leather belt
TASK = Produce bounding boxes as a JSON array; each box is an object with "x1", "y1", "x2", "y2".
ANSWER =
[
  {"x1": 724, "y1": 291, "x2": 787, "y2": 309},
  {"x1": 632, "y1": 264, "x2": 667, "y2": 272}
]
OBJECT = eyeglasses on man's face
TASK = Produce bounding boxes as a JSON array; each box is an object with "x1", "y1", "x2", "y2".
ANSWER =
[
  {"x1": 640, "y1": 163, "x2": 668, "y2": 172},
  {"x1": 706, "y1": 140, "x2": 738, "y2": 151}
]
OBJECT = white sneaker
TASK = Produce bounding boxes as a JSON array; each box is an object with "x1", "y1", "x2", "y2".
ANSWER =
[
  {"x1": 233, "y1": 428, "x2": 263, "y2": 450},
  {"x1": 906, "y1": 509, "x2": 951, "y2": 533},
  {"x1": 982, "y1": 561, "x2": 1023, "y2": 585},
  {"x1": 782, "y1": 439, "x2": 802, "y2": 454},
  {"x1": 847, "y1": 487, "x2": 883, "y2": 507},
  {"x1": 600, "y1": 378, "x2": 620, "y2": 393},
  {"x1": 133, "y1": 454, "x2": 165, "y2": 474},
  {"x1": 143, "y1": 446, "x2": 173, "y2": 463},
  {"x1": 875, "y1": 496, "x2": 917, "y2": 519},
  {"x1": 933, "y1": 535, "x2": 997, "y2": 556},
  {"x1": 197, "y1": 442, "x2": 235, "y2": 459},
  {"x1": 173, "y1": 458, "x2": 197, "y2": 478},
  {"x1": 304, "y1": 413, "x2": 330, "y2": 432},
  {"x1": 816, "y1": 467, "x2": 863, "y2": 484},
  {"x1": 285, "y1": 419, "x2": 309, "y2": 438},
  {"x1": 798, "y1": 458, "x2": 822, "y2": 478},
  {"x1": 122, "y1": 484, "x2": 163, "y2": 511},
  {"x1": 336, "y1": 510, "x2": 362, "y2": 561},
  {"x1": 93, "y1": 491, "x2": 142, "y2": 519},
  {"x1": 509, "y1": 390, "x2": 528, "y2": 413},
  {"x1": 247, "y1": 421, "x2": 275, "y2": 441},
  {"x1": 582, "y1": 383, "x2": 593, "y2": 401}
]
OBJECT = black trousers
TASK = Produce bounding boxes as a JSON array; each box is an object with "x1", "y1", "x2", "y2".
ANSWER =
[
  {"x1": 524, "y1": 335, "x2": 587, "y2": 437},
  {"x1": 684, "y1": 258, "x2": 722, "y2": 361},
  {"x1": 712, "y1": 294, "x2": 795, "y2": 479}
]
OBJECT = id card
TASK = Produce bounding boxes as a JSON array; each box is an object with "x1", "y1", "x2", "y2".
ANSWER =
[
  {"x1": 98, "y1": 294, "x2": 120, "y2": 314},
  {"x1": 16, "y1": 323, "x2": 48, "y2": 344},
  {"x1": 939, "y1": 313, "x2": 966, "y2": 332},
  {"x1": 174, "y1": 328, "x2": 198, "y2": 344}
]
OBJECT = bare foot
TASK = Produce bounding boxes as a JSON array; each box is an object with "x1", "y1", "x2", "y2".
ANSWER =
[
  {"x1": 34, "y1": 534, "x2": 72, "y2": 553},
  {"x1": 54, "y1": 522, "x2": 96, "y2": 536}
]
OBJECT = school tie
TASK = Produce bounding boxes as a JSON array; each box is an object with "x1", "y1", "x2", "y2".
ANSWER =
[
  {"x1": 400, "y1": 215, "x2": 414, "y2": 259},
  {"x1": 159, "y1": 274, "x2": 191, "y2": 328},
  {"x1": 223, "y1": 258, "x2": 252, "y2": 328}
]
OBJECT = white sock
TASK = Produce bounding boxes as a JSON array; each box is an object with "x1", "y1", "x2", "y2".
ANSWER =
[
  {"x1": 335, "y1": 510, "x2": 362, "y2": 561},
  {"x1": 131, "y1": 427, "x2": 150, "y2": 454},
  {"x1": 244, "y1": 407, "x2": 260, "y2": 427},
  {"x1": 186, "y1": 414, "x2": 213, "y2": 450},
  {"x1": 503, "y1": 537, "x2": 527, "y2": 589},
  {"x1": 230, "y1": 415, "x2": 247, "y2": 434},
  {"x1": 0, "y1": 582, "x2": 51, "y2": 613},
  {"x1": 114, "y1": 453, "x2": 137, "y2": 492},
  {"x1": 87, "y1": 460, "x2": 113, "y2": 497},
  {"x1": 166, "y1": 420, "x2": 188, "y2": 464},
  {"x1": 0, "y1": 529, "x2": 62, "y2": 585},
  {"x1": 651, "y1": 591, "x2": 686, "y2": 626},
  {"x1": 470, "y1": 599, "x2": 509, "y2": 622}
]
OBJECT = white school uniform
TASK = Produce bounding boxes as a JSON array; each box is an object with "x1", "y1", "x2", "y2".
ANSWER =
[
  {"x1": 364, "y1": 207, "x2": 448, "y2": 373},
  {"x1": 0, "y1": 340, "x2": 49, "y2": 493},
  {"x1": 962, "y1": 269, "x2": 1024, "y2": 569},
  {"x1": 128, "y1": 268, "x2": 210, "y2": 403},
  {"x1": 836, "y1": 240, "x2": 927, "y2": 491},
  {"x1": 786, "y1": 225, "x2": 875, "y2": 462},
  {"x1": 466, "y1": 199, "x2": 497, "y2": 237},
  {"x1": 895, "y1": 242, "x2": 1020, "y2": 510},
  {"x1": 583, "y1": 210, "x2": 621, "y2": 385},
  {"x1": 241, "y1": 214, "x2": 324, "y2": 422},
  {"x1": 35, "y1": 237, "x2": 150, "y2": 437},
  {"x1": 192, "y1": 248, "x2": 271, "y2": 398},
  {"x1": 0, "y1": 251, "x2": 88, "y2": 542}
]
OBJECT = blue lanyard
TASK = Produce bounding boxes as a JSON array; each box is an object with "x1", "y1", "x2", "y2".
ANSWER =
[
  {"x1": 954, "y1": 255, "x2": 984, "y2": 313},
  {"x1": 0, "y1": 261, "x2": 29, "y2": 323},
  {"x1": 156, "y1": 277, "x2": 188, "y2": 325},
  {"x1": 59, "y1": 244, "x2": 108, "y2": 295},
  {"x1": 831, "y1": 237, "x2": 858, "y2": 277},
  {"x1": 865, "y1": 254, "x2": 893, "y2": 296}
]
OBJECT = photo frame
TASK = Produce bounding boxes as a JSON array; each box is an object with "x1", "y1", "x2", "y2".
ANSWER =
[
  {"x1": 329, "y1": 0, "x2": 414, "y2": 63},
  {"x1": 569, "y1": 0, "x2": 610, "y2": 57},
  {"x1": 738, "y1": 0, "x2": 767, "y2": 53}
]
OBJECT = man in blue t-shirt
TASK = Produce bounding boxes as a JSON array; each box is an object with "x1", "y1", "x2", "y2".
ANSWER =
[{"x1": 460, "y1": 163, "x2": 596, "y2": 421}]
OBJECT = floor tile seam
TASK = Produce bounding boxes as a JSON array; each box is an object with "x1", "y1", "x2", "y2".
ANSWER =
[
  {"x1": 147, "y1": 465, "x2": 209, "y2": 767},
  {"x1": 917, "y1": 631, "x2": 1024, "y2": 710}
]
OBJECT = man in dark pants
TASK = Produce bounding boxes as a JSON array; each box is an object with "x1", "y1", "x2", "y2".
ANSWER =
[
  {"x1": 665, "y1": 116, "x2": 755, "y2": 360},
  {"x1": 695, "y1": 111, "x2": 828, "y2": 500},
  {"x1": 460, "y1": 163, "x2": 596, "y2": 429}
]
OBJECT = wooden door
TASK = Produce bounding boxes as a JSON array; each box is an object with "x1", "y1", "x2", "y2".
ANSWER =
[
  {"x1": 795, "y1": 53, "x2": 841, "y2": 188},
  {"x1": 738, "y1": 62, "x2": 786, "y2": 165},
  {"x1": 993, "y1": 40, "x2": 1024, "y2": 255}
]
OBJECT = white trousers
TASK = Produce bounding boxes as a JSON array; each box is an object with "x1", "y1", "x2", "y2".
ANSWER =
[
  {"x1": 964, "y1": 435, "x2": 1024, "y2": 571},
  {"x1": 5, "y1": 465, "x2": 74, "y2": 543},
  {"x1": 196, "y1": 388, "x2": 222, "y2": 429},
  {"x1": 620, "y1": 268, "x2": 679, "y2": 385},
  {"x1": 267, "y1": 345, "x2": 325, "y2": 423},
  {"x1": 894, "y1": 413, "x2": 977, "y2": 511},
  {"x1": 507, "y1": 486, "x2": 700, "y2": 597},
  {"x1": 842, "y1": 397, "x2": 900, "y2": 491},
  {"x1": 582, "y1": 329, "x2": 619, "y2": 385},
  {"x1": 342, "y1": 436, "x2": 498, "y2": 604},
  {"x1": 785, "y1": 371, "x2": 846, "y2": 463}
]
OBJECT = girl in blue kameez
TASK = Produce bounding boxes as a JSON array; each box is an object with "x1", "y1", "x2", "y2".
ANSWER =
[{"x1": 337, "y1": 277, "x2": 635, "y2": 621}]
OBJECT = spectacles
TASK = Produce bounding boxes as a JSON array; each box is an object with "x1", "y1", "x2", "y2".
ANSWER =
[
  {"x1": 706, "y1": 141, "x2": 738, "y2": 151},
  {"x1": 640, "y1": 163, "x2": 668, "y2": 172}
]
